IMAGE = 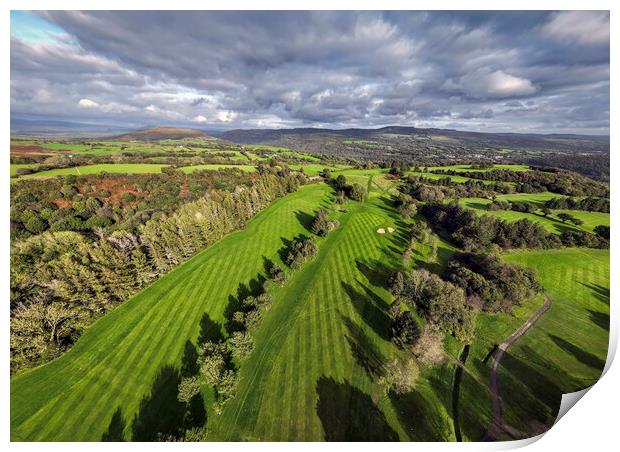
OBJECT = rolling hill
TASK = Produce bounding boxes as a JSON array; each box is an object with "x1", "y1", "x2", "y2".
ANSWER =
[{"x1": 111, "y1": 126, "x2": 214, "y2": 142}]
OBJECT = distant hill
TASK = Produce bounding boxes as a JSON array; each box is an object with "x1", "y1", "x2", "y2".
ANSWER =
[
  {"x1": 110, "y1": 126, "x2": 214, "y2": 142},
  {"x1": 220, "y1": 125, "x2": 609, "y2": 148}
]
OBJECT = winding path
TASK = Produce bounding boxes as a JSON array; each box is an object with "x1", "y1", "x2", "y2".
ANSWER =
[{"x1": 482, "y1": 296, "x2": 552, "y2": 441}]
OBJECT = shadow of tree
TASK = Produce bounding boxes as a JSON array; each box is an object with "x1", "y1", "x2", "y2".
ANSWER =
[
  {"x1": 389, "y1": 389, "x2": 452, "y2": 441},
  {"x1": 197, "y1": 313, "x2": 224, "y2": 346},
  {"x1": 181, "y1": 340, "x2": 199, "y2": 377},
  {"x1": 588, "y1": 309, "x2": 610, "y2": 331},
  {"x1": 102, "y1": 407, "x2": 126, "y2": 441},
  {"x1": 131, "y1": 365, "x2": 186, "y2": 441},
  {"x1": 496, "y1": 348, "x2": 564, "y2": 431},
  {"x1": 341, "y1": 281, "x2": 391, "y2": 341},
  {"x1": 316, "y1": 376, "x2": 398, "y2": 441},
  {"x1": 579, "y1": 282, "x2": 610, "y2": 305},
  {"x1": 295, "y1": 210, "x2": 315, "y2": 232},
  {"x1": 548, "y1": 334, "x2": 606, "y2": 370},
  {"x1": 355, "y1": 259, "x2": 391, "y2": 288},
  {"x1": 340, "y1": 313, "x2": 385, "y2": 379}
]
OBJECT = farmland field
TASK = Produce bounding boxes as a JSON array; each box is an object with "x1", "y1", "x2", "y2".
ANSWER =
[
  {"x1": 178, "y1": 164, "x2": 257, "y2": 173},
  {"x1": 20, "y1": 163, "x2": 168, "y2": 178},
  {"x1": 459, "y1": 197, "x2": 609, "y2": 234}
]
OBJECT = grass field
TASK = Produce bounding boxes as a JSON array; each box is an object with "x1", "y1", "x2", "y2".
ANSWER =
[
  {"x1": 406, "y1": 171, "x2": 501, "y2": 185},
  {"x1": 456, "y1": 248, "x2": 609, "y2": 440},
  {"x1": 427, "y1": 164, "x2": 530, "y2": 172},
  {"x1": 288, "y1": 164, "x2": 350, "y2": 176},
  {"x1": 459, "y1": 198, "x2": 610, "y2": 234},
  {"x1": 21, "y1": 164, "x2": 168, "y2": 178},
  {"x1": 208, "y1": 173, "x2": 460, "y2": 441},
  {"x1": 10, "y1": 161, "x2": 610, "y2": 442},
  {"x1": 10, "y1": 184, "x2": 332, "y2": 441},
  {"x1": 178, "y1": 164, "x2": 257, "y2": 173},
  {"x1": 10, "y1": 163, "x2": 39, "y2": 176}
]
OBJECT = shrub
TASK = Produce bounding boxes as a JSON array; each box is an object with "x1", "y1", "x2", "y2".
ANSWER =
[
  {"x1": 177, "y1": 376, "x2": 201, "y2": 403},
  {"x1": 230, "y1": 331, "x2": 254, "y2": 359},
  {"x1": 379, "y1": 358, "x2": 419, "y2": 394},
  {"x1": 348, "y1": 183, "x2": 367, "y2": 201}
]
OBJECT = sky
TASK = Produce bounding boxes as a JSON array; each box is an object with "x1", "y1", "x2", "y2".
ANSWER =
[{"x1": 10, "y1": 11, "x2": 610, "y2": 134}]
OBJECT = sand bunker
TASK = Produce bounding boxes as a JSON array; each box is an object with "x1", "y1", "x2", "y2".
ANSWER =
[
  {"x1": 387, "y1": 227, "x2": 395, "y2": 233},
  {"x1": 377, "y1": 228, "x2": 386, "y2": 234}
]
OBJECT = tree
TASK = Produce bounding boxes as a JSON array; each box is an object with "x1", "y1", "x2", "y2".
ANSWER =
[
  {"x1": 217, "y1": 369, "x2": 238, "y2": 401},
  {"x1": 379, "y1": 358, "x2": 419, "y2": 394},
  {"x1": 557, "y1": 212, "x2": 574, "y2": 223},
  {"x1": 334, "y1": 174, "x2": 347, "y2": 190},
  {"x1": 594, "y1": 225, "x2": 610, "y2": 240},
  {"x1": 199, "y1": 341, "x2": 228, "y2": 385},
  {"x1": 267, "y1": 262, "x2": 287, "y2": 285},
  {"x1": 570, "y1": 217, "x2": 584, "y2": 226},
  {"x1": 391, "y1": 311, "x2": 420, "y2": 348},
  {"x1": 230, "y1": 331, "x2": 254, "y2": 359},
  {"x1": 311, "y1": 209, "x2": 331, "y2": 236},
  {"x1": 177, "y1": 376, "x2": 201, "y2": 403},
  {"x1": 541, "y1": 207, "x2": 551, "y2": 218},
  {"x1": 348, "y1": 183, "x2": 367, "y2": 201}
]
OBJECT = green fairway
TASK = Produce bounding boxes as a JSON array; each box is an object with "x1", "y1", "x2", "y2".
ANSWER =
[
  {"x1": 459, "y1": 198, "x2": 609, "y2": 234},
  {"x1": 457, "y1": 248, "x2": 609, "y2": 440},
  {"x1": 406, "y1": 171, "x2": 504, "y2": 185},
  {"x1": 21, "y1": 164, "x2": 168, "y2": 178},
  {"x1": 178, "y1": 164, "x2": 257, "y2": 173},
  {"x1": 207, "y1": 172, "x2": 459, "y2": 441},
  {"x1": 427, "y1": 164, "x2": 530, "y2": 172},
  {"x1": 10, "y1": 184, "x2": 331, "y2": 441},
  {"x1": 288, "y1": 164, "x2": 350, "y2": 176}
]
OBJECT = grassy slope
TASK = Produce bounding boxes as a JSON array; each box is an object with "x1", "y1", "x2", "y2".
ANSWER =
[
  {"x1": 459, "y1": 198, "x2": 609, "y2": 234},
  {"x1": 500, "y1": 249, "x2": 609, "y2": 433},
  {"x1": 11, "y1": 184, "x2": 331, "y2": 441},
  {"x1": 457, "y1": 248, "x2": 609, "y2": 440},
  {"x1": 178, "y1": 164, "x2": 257, "y2": 173},
  {"x1": 21, "y1": 164, "x2": 168, "y2": 178},
  {"x1": 209, "y1": 172, "x2": 457, "y2": 441}
]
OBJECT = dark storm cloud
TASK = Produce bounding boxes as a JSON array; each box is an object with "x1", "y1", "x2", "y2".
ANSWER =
[{"x1": 10, "y1": 11, "x2": 609, "y2": 133}]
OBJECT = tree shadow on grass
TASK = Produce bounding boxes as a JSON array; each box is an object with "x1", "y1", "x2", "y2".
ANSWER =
[
  {"x1": 341, "y1": 281, "x2": 391, "y2": 341},
  {"x1": 579, "y1": 282, "x2": 610, "y2": 305},
  {"x1": 181, "y1": 340, "x2": 199, "y2": 377},
  {"x1": 340, "y1": 313, "x2": 385, "y2": 379},
  {"x1": 131, "y1": 365, "x2": 186, "y2": 441},
  {"x1": 102, "y1": 407, "x2": 126, "y2": 441},
  {"x1": 197, "y1": 313, "x2": 224, "y2": 346},
  {"x1": 316, "y1": 376, "x2": 398, "y2": 441},
  {"x1": 295, "y1": 210, "x2": 315, "y2": 232},
  {"x1": 588, "y1": 309, "x2": 610, "y2": 331},
  {"x1": 495, "y1": 348, "x2": 564, "y2": 431},
  {"x1": 389, "y1": 389, "x2": 452, "y2": 441},
  {"x1": 355, "y1": 259, "x2": 391, "y2": 288},
  {"x1": 548, "y1": 334, "x2": 606, "y2": 370}
]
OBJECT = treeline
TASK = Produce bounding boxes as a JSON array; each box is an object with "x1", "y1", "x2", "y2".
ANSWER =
[
  {"x1": 10, "y1": 172, "x2": 306, "y2": 372},
  {"x1": 446, "y1": 252, "x2": 542, "y2": 313},
  {"x1": 10, "y1": 168, "x2": 263, "y2": 240},
  {"x1": 431, "y1": 168, "x2": 609, "y2": 198},
  {"x1": 545, "y1": 196, "x2": 609, "y2": 212},
  {"x1": 419, "y1": 202, "x2": 609, "y2": 251}
]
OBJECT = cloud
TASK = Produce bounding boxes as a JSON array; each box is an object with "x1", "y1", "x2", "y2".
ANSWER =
[
  {"x1": 9, "y1": 11, "x2": 610, "y2": 134},
  {"x1": 444, "y1": 69, "x2": 537, "y2": 99},
  {"x1": 541, "y1": 11, "x2": 610, "y2": 46},
  {"x1": 78, "y1": 98, "x2": 99, "y2": 108}
]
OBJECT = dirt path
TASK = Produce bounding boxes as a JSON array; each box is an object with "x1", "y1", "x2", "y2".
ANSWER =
[{"x1": 482, "y1": 296, "x2": 551, "y2": 441}]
